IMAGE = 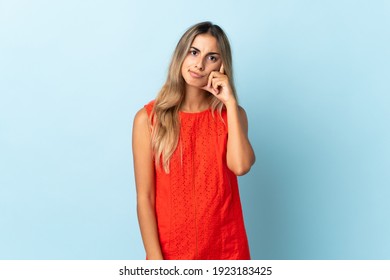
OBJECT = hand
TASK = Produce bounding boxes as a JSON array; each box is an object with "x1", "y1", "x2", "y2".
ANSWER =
[{"x1": 202, "y1": 64, "x2": 236, "y2": 106}]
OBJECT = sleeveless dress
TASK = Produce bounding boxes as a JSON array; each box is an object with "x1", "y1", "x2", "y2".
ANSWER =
[{"x1": 144, "y1": 100, "x2": 250, "y2": 260}]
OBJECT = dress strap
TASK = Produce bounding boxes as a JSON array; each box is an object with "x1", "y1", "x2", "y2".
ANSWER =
[{"x1": 144, "y1": 100, "x2": 155, "y2": 117}]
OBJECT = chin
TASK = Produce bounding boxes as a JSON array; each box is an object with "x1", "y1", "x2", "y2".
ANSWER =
[
  {"x1": 184, "y1": 77, "x2": 207, "y2": 88},
  {"x1": 186, "y1": 81, "x2": 207, "y2": 89}
]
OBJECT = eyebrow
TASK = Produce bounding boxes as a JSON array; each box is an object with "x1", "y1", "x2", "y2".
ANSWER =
[{"x1": 190, "y1": 46, "x2": 220, "y2": 56}]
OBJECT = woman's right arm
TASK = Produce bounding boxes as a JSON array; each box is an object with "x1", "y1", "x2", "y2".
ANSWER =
[{"x1": 132, "y1": 108, "x2": 163, "y2": 260}]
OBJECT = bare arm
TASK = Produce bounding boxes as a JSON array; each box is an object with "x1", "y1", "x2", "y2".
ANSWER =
[
  {"x1": 132, "y1": 108, "x2": 163, "y2": 259},
  {"x1": 202, "y1": 64, "x2": 255, "y2": 176},
  {"x1": 225, "y1": 102, "x2": 256, "y2": 176}
]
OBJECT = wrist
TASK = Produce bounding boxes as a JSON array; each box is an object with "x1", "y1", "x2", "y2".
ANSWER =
[{"x1": 224, "y1": 99, "x2": 238, "y2": 111}]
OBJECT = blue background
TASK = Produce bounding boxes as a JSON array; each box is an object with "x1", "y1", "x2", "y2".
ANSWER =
[{"x1": 1, "y1": 0, "x2": 389, "y2": 259}]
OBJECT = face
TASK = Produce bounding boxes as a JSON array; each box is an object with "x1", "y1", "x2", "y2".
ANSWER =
[{"x1": 181, "y1": 33, "x2": 222, "y2": 88}]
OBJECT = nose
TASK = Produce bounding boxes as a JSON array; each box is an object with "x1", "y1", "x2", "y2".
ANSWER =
[{"x1": 195, "y1": 57, "x2": 204, "y2": 71}]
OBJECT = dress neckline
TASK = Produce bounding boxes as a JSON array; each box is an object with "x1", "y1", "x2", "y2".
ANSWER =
[{"x1": 179, "y1": 108, "x2": 211, "y2": 115}]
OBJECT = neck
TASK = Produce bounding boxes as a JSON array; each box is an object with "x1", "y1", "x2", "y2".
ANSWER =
[{"x1": 181, "y1": 85, "x2": 211, "y2": 112}]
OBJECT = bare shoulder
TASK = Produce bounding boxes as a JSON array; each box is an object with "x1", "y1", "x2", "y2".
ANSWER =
[
  {"x1": 238, "y1": 105, "x2": 247, "y2": 114},
  {"x1": 237, "y1": 105, "x2": 249, "y2": 133},
  {"x1": 133, "y1": 107, "x2": 150, "y2": 130},
  {"x1": 132, "y1": 106, "x2": 153, "y2": 157},
  {"x1": 237, "y1": 105, "x2": 248, "y2": 120}
]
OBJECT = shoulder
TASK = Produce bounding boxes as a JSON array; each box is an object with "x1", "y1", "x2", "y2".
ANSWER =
[
  {"x1": 134, "y1": 107, "x2": 149, "y2": 125},
  {"x1": 144, "y1": 99, "x2": 156, "y2": 116},
  {"x1": 221, "y1": 104, "x2": 248, "y2": 118},
  {"x1": 133, "y1": 100, "x2": 154, "y2": 130},
  {"x1": 133, "y1": 100, "x2": 155, "y2": 125},
  {"x1": 224, "y1": 104, "x2": 247, "y2": 115},
  {"x1": 237, "y1": 105, "x2": 248, "y2": 122},
  {"x1": 221, "y1": 105, "x2": 248, "y2": 129},
  {"x1": 132, "y1": 106, "x2": 153, "y2": 142},
  {"x1": 238, "y1": 105, "x2": 247, "y2": 115},
  {"x1": 237, "y1": 105, "x2": 249, "y2": 132}
]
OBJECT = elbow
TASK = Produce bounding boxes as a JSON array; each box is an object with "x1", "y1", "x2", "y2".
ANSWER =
[
  {"x1": 227, "y1": 153, "x2": 256, "y2": 176},
  {"x1": 229, "y1": 161, "x2": 254, "y2": 176},
  {"x1": 228, "y1": 155, "x2": 256, "y2": 176},
  {"x1": 233, "y1": 167, "x2": 251, "y2": 176}
]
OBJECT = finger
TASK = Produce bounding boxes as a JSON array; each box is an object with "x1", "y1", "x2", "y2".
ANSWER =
[
  {"x1": 209, "y1": 86, "x2": 219, "y2": 95},
  {"x1": 201, "y1": 81, "x2": 214, "y2": 93},
  {"x1": 207, "y1": 71, "x2": 222, "y2": 87},
  {"x1": 202, "y1": 83, "x2": 218, "y2": 95},
  {"x1": 207, "y1": 72, "x2": 214, "y2": 88},
  {"x1": 220, "y1": 64, "x2": 224, "y2": 74},
  {"x1": 211, "y1": 78, "x2": 224, "y2": 91}
]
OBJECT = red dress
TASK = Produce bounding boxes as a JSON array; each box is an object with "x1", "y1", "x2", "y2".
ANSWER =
[{"x1": 145, "y1": 100, "x2": 250, "y2": 260}]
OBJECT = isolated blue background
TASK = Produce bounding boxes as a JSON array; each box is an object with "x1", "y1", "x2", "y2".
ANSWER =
[{"x1": 1, "y1": 0, "x2": 389, "y2": 259}]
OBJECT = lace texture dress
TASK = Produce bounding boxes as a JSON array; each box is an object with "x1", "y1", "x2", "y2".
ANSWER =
[{"x1": 145, "y1": 100, "x2": 250, "y2": 260}]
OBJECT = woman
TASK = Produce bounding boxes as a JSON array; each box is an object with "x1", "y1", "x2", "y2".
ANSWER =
[{"x1": 132, "y1": 21, "x2": 255, "y2": 260}]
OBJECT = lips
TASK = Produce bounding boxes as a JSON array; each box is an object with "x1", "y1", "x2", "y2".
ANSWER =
[{"x1": 189, "y1": 70, "x2": 204, "y2": 79}]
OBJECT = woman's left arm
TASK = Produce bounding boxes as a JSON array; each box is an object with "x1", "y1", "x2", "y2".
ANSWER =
[
  {"x1": 203, "y1": 65, "x2": 255, "y2": 176},
  {"x1": 225, "y1": 102, "x2": 256, "y2": 175}
]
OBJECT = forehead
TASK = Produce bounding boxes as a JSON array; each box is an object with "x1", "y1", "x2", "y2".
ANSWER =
[{"x1": 191, "y1": 33, "x2": 219, "y2": 53}]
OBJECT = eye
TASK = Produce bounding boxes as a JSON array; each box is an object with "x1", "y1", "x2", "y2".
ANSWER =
[
  {"x1": 190, "y1": 50, "x2": 198, "y2": 56},
  {"x1": 208, "y1": 55, "x2": 218, "y2": 62}
]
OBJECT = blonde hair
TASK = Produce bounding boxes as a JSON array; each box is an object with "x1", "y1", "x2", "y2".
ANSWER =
[{"x1": 151, "y1": 21, "x2": 238, "y2": 173}]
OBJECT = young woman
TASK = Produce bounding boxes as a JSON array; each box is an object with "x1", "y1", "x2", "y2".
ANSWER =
[{"x1": 132, "y1": 21, "x2": 255, "y2": 260}]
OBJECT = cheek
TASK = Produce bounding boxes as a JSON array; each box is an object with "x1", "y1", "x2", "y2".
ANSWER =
[
  {"x1": 181, "y1": 63, "x2": 188, "y2": 77},
  {"x1": 183, "y1": 57, "x2": 194, "y2": 68},
  {"x1": 181, "y1": 58, "x2": 191, "y2": 72},
  {"x1": 208, "y1": 61, "x2": 222, "y2": 72}
]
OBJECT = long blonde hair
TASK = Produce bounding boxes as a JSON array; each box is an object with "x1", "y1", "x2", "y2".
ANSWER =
[{"x1": 151, "y1": 21, "x2": 238, "y2": 173}]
